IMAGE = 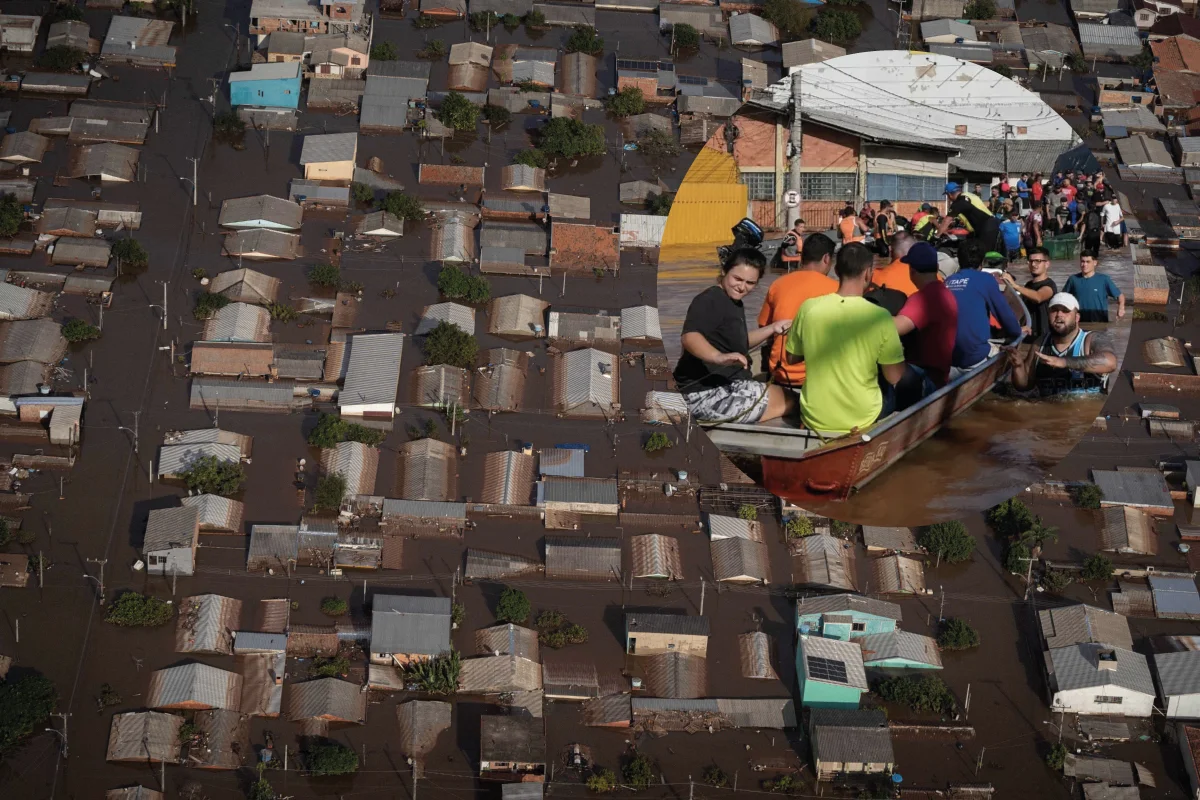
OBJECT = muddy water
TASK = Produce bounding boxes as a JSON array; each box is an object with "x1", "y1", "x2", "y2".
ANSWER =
[{"x1": 659, "y1": 244, "x2": 1133, "y2": 525}]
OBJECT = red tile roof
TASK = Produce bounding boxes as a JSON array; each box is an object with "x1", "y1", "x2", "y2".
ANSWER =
[
  {"x1": 1152, "y1": 35, "x2": 1200, "y2": 72},
  {"x1": 550, "y1": 222, "x2": 619, "y2": 271},
  {"x1": 418, "y1": 164, "x2": 485, "y2": 186}
]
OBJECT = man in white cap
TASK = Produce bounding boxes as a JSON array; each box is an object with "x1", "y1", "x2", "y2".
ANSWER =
[{"x1": 1008, "y1": 292, "x2": 1116, "y2": 396}]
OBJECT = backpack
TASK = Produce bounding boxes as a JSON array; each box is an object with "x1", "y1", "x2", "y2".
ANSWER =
[{"x1": 864, "y1": 284, "x2": 908, "y2": 317}]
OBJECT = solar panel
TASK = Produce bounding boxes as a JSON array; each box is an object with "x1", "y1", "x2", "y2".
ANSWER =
[
  {"x1": 617, "y1": 59, "x2": 670, "y2": 72},
  {"x1": 806, "y1": 655, "x2": 848, "y2": 684},
  {"x1": 677, "y1": 74, "x2": 709, "y2": 86}
]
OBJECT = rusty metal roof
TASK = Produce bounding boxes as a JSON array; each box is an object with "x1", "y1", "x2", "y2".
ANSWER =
[
  {"x1": 465, "y1": 548, "x2": 542, "y2": 581},
  {"x1": 175, "y1": 594, "x2": 242, "y2": 655},
  {"x1": 739, "y1": 631, "x2": 778, "y2": 679},
  {"x1": 481, "y1": 450, "x2": 536, "y2": 505},
  {"x1": 476, "y1": 623, "x2": 540, "y2": 660},
  {"x1": 395, "y1": 438, "x2": 457, "y2": 501},
  {"x1": 630, "y1": 534, "x2": 683, "y2": 579},
  {"x1": 638, "y1": 652, "x2": 707, "y2": 698},
  {"x1": 397, "y1": 700, "x2": 452, "y2": 776}
]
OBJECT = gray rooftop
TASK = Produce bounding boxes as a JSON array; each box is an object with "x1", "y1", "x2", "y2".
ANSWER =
[
  {"x1": 371, "y1": 595, "x2": 452, "y2": 656},
  {"x1": 810, "y1": 708, "x2": 894, "y2": 765},
  {"x1": 300, "y1": 132, "x2": 357, "y2": 164},
  {"x1": 1154, "y1": 650, "x2": 1200, "y2": 697},
  {"x1": 627, "y1": 613, "x2": 710, "y2": 638},
  {"x1": 1049, "y1": 643, "x2": 1155, "y2": 695}
]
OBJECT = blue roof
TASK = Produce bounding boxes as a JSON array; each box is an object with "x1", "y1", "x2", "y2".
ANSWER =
[{"x1": 1150, "y1": 576, "x2": 1200, "y2": 619}]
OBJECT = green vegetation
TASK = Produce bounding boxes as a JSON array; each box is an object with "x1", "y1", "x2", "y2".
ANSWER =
[
  {"x1": 986, "y1": 498, "x2": 1034, "y2": 539},
  {"x1": 404, "y1": 650, "x2": 462, "y2": 694},
  {"x1": 918, "y1": 521, "x2": 975, "y2": 564},
  {"x1": 638, "y1": 129, "x2": 681, "y2": 163},
  {"x1": 785, "y1": 516, "x2": 815, "y2": 539},
  {"x1": 1017, "y1": 517, "x2": 1059, "y2": 552},
  {"x1": 1073, "y1": 483, "x2": 1103, "y2": 510},
  {"x1": 451, "y1": 602, "x2": 466, "y2": 627},
  {"x1": 536, "y1": 609, "x2": 587, "y2": 648},
  {"x1": 469, "y1": 11, "x2": 497, "y2": 31},
  {"x1": 1066, "y1": 52, "x2": 1086, "y2": 72},
  {"x1": 380, "y1": 192, "x2": 425, "y2": 223},
  {"x1": 46, "y1": 3, "x2": 85, "y2": 23},
  {"x1": 268, "y1": 302, "x2": 297, "y2": 323},
  {"x1": 1041, "y1": 570, "x2": 1073, "y2": 594},
  {"x1": 587, "y1": 768, "x2": 617, "y2": 792},
  {"x1": 497, "y1": 587, "x2": 531, "y2": 624},
  {"x1": 0, "y1": 519, "x2": 11, "y2": 548},
  {"x1": 413, "y1": 12, "x2": 439, "y2": 28},
  {"x1": 874, "y1": 674, "x2": 957, "y2": 714},
  {"x1": 703, "y1": 764, "x2": 729, "y2": 788},
  {"x1": 811, "y1": 7, "x2": 861, "y2": 42},
  {"x1": 525, "y1": 9, "x2": 546, "y2": 27},
  {"x1": 307, "y1": 413, "x2": 387, "y2": 448},
  {"x1": 643, "y1": 432, "x2": 673, "y2": 452},
  {"x1": 1133, "y1": 308, "x2": 1168, "y2": 322},
  {"x1": 193, "y1": 291, "x2": 231, "y2": 320},
  {"x1": 605, "y1": 87, "x2": 645, "y2": 118},
  {"x1": 673, "y1": 22, "x2": 700, "y2": 50},
  {"x1": 647, "y1": 192, "x2": 674, "y2": 216},
  {"x1": 192, "y1": 268, "x2": 207, "y2": 280},
  {"x1": 501, "y1": 12, "x2": 521, "y2": 29},
  {"x1": 418, "y1": 39, "x2": 446, "y2": 59},
  {"x1": 248, "y1": 763, "x2": 276, "y2": 800},
  {"x1": 313, "y1": 474, "x2": 347, "y2": 512},
  {"x1": 993, "y1": 64, "x2": 1014, "y2": 79},
  {"x1": 437, "y1": 91, "x2": 480, "y2": 131},
  {"x1": 830, "y1": 519, "x2": 856, "y2": 538},
  {"x1": 306, "y1": 740, "x2": 359, "y2": 775},
  {"x1": 538, "y1": 117, "x2": 606, "y2": 159},
  {"x1": 1046, "y1": 742, "x2": 1068, "y2": 771},
  {"x1": 0, "y1": 675, "x2": 58, "y2": 757},
  {"x1": 62, "y1": 318, "x2": 101, "y2": 343},
  {"x1": 407, "y1": 418, "x2": 441, "y2": 441},
  {"x1": 0, "y1": 195, "x2": 22, "y2": 238},
  {"x1": 483, "y1": 104, "x2": 513, "y2": 127},
  {"x1": 320, "y1": 596, "x2": 349, "y2": 617},
  {"x1": 311, "y1": 655, "x2": 351, "y2": 678},
  {"x1": 112, "y1": 237, "x2": 149, "y2": 269},
  {"x1": 97, "y1": 683, "x2": 123, "y2": 711},
  {"x1": 565, "y1": 25, "x2": 604, "y2": 55},
  {"x1": 213, "y1": 111, "x2": 246, "y2": 140},
  {"x1": 308, "y1": 262, "x2": 341, "y2": 288},
  {"x1": 514, "y1": 148, "x2": 549, "y2": 169},
  {"x1": 1129, "y1": 45, "x2": 1154, "y2": 70},
  {"x1": 1003, "y1": 541, "x2": 1031, "y2": 576},
  {"x1": 737, "y1": 504, "x2": 758, "y2": 521},
  {"x1": 437, "y1": 265, "x2": 491, "y2": 304},
  {"x1": 178, "y1": 720, "x2": 199, "y2": 743},
  {"x1": 937, "y1": 618, "x2": 980, "y2": 650},
  {"x1": 964, "y1": 0, "x2": 996, "y2": 18},
  {"x1": 105, "y1": 591, "x2": 175, "y2": 627},
  {"x1": 370, "y1": 41, "x2": 398, "y2": 60},
  {"x1": 623, "y1": 751, "x2": 654, "y2": 789},
  {"x1": 423, "y1": 320, "x2": 479, "y2": 370},
  {"x1": 762, "y1": 0, "x2": 815, "y2": 40},
  {"x1": 351, "y1": 182, "x2": 374, "y2": 205},
  {"x1": 179, "y1": 455, "x2": 246, "y2": 496},
  {"x1": 1082, "y1": 553, "x2": 1114, "y2": 582},
  {"x1": 37, "y1": 46, "x2": 86, "y2": 72},
  {"x1": 765, "y1": 774, "x2": 797, "y2": 793}
]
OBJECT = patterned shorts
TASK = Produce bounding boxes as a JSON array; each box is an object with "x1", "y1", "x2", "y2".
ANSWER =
[{"x1": 684, "y1": 380, "x2": 770, "y2": 424}]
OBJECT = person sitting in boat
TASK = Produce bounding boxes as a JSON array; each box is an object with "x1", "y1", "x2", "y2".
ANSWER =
[
  {"x1": 944, "y1": 239, "x2": 1023, "y2": 381},
  {"x1": 674, "y1": 248, "x2": 796, "y2": 425},
  {"x1": 1008, "y1": 292, "x2": 1116, "y2": 397},
  {"x1": 838, "y1": 207, "x2": 868, "y2": 244},
  {"x1": 757, "y1": 233, "x2": 837, "y2": 388},
  {"x1": 894, "y1": 242, "x2": 959, "y2": 405},
  {"x1": 871, "y1": 232, "x2": 919, "y2": 298},
  {"x1": 784, "y1": 243, "x2": 906, "y2": 435}
]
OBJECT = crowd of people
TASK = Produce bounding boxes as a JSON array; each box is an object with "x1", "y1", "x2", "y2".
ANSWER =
[{"x1": 674, "y1": 188, "x2": 1125, "y2": 436}]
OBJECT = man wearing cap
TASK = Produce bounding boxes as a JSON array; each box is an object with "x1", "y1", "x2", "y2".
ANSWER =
[
  {"x1": 1009, "y1": 292, "x2": 1116, "y2": 396},
  {"x1": 944, "y1": 239, "x2": 1023, "y2": 380},
  {"x1": 911, "y1": 204, "x2": 938, "y2": 241},
  {"x1": 893, "y1": 242, "x2": 958, "y2": 406},
  {"x1": 939, "y1": 182, "x2": 1001, "y2": 254}
]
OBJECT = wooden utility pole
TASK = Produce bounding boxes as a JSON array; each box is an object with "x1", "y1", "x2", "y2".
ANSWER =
[
  {"x1": 699, "y1": 577, "x2": 705, "y2": 616},
  {"x1": 86, "y1": 557, "x2": 107, "y2": 605}
]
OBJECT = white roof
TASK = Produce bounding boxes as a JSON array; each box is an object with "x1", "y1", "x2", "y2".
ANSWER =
[
  {"x1": 229, "y1": 62, "x2": 302, "y2": 82},
  {"x1": 768, "y1": 50, "x2": 1077, "y2": 145}
]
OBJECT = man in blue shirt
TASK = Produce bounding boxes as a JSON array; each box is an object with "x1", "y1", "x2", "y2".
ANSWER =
[
  {"x1": 1064, "y1": 252, "x2": 1125, "y2": 323},
  {"x1": 944, "y1": 239, "x2": 1023, "y2": 379},
  {"x1": 1016, "y1": 173, "x2": 1030, "y2": 204},
  {"x1": 999, "y1": 209, "x2": 1024, "y2": 261}
]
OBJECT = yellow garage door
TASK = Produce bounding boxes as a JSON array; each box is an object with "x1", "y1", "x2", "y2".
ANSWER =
[{"x1": 661, "y1": 148, "x2": 749, "y2": 248}]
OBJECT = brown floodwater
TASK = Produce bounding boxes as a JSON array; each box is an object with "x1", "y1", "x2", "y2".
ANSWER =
[{"x1": 659, "y1": 244, "x2": 1133, "y2": 526}]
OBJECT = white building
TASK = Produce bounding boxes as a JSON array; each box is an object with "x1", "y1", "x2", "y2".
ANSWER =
[
  {"x1": 1047, "y1": 643, "x2": 1156, "y2": 717},
  {"x1": 1154, "y1": 650, "x2": 1200, "y2": 719}
]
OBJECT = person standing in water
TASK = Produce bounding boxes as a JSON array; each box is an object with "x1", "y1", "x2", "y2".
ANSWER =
[
  {"x1": 674, "y1": 248, "x2": 796, "y2": 424},
  {"x1": 1009, "y1": 292, "x2": 1117, "y2": 396}
]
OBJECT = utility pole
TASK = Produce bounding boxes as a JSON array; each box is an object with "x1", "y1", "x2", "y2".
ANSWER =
[
  {"x1": 938, "y1": 585, "x2": 945, "y2": 622},
  {"x1": 785, "y1": 70, "x2": 804, "y2": 231},
  {"x1": 699, "y1": 577, "x2": 705, "y2": 616},
  {"x1": 976, "y1": 746, "x2": 985, "y2": 775},
  {"x1": 86, "y1": 557, "x2": 107, "y2": 605},
  {"x1": 186, "y1": 156, "x2": 199, "y2": 206},
  {"x1": 49, "y1": 712, "x2": 70, "y2": 757},
  {"x1": 1002, "y1": 124, "x2": 1012, "y2": 177},
  {"x1": 38, "y1": 550, "x2": 43, "y2": 588},
  {"x1": 964, "y1": 683, "x2": 971, "y2": 721},
  {"x1": 162, "y1": 281, "x2": 168, "y2": 330}
]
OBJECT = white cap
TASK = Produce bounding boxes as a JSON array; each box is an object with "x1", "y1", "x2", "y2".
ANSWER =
[{"x1": 1048, "y1": 292, "x2": 1079, "y2": 312}]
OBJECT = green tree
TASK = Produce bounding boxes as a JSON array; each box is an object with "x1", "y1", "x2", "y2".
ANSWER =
[
  {"x1": 483, "y1": 104, "x2": 513, "y2": 127},
  {"x1": 623, "y1": 751, "x2": 654, "y2": 789},
  {"x1": 1074, "y1": 483, "x2": 1103, "y2": 510},
  {"x1": 436, "y1": 91, "x2": 480, "y2": 131},
  {"x1": 193, "y1": 291, "x2": 231, "y2": 320},
  {"x1": 1046, "y1": 742, "x2": 1068, "y2": 771},
  {"x1": 1003, "y1": 541, "x2": 1031, "y2": 576},
  {"x1": 320, "y1": 596, "x2": 348, "y2": 616},
  {"x1": 564, "y1": 623, "x2": 588, "y2": 644},
  {"x1": 766, "y1": 775, "x2": 797, "y2": 793},
  {"x1": 538, "y1": 117, "x2": 606, "y2": 158},
  {"x1": 419, "y1": 39, "x2": 447, "y2": 58},
  {"x1": 1129, "y1": 45, "x2": 1154, "y2": 70},
  {"x1": 180, "y1": 455, "x2": 246, "y2": 496},
  {"x1": 786, "y1": 516, "x2": 814, "y2": 539},
  {"x1": 105, "y1": 591, "x2": 175, "y2": 627},
  {"x1": 381, "y1": 192, "x2": 426, "y2": 222},
  {"x1": 937, "y1": 618, "x2": 980, "y2": 650},
  {"x1": 213, "y1": 111, "x2": 246, "y2": 139},
  {"x1": 985, "y1": 497, "x2": 1033, "y2": 539},
  {"x1": 647, "y1": 192, "x2": 674, "y2": 216},
  {"x1": 314, "y1": 473, "x2": 347, "y2": 512},
  {"x1": 918, "y1": 521, "x2": 976, "y2": 564},
  {"x1": 1017, "y1": 517, "x2": 1059, "y2": 552},
  {"x1": 0, "y1": 195, "x2": 22, "y2": 237},
  {"x1": 643, "y1": 432, "x2": 673, "y2": 452},
  {"x1": 404, "y1": 650, "x2": 462, "y2": 694},
  {"x1": 0, "y1": 519, "x2": 11, "y2": 549},
  {"x1": 423, "y1": 320, "x2": 479, "y2": 369},
  {"x1": 762, "y1": 0, "x2": 815, "y2": 39},
  {"x1": 111, "y1": 238, "x2": 149, "y2": 269},
  {"x1": 351, "y1": 182, "x2": 374, "y2": 205},
  {"x1": 501, "y1": 13, "x2": 521, "y2": 29},
  {"x1": 605, "y1": 87, "x2": 645, "y2": 118},
  {"x1": 0, "y1": 675, "x2": 58, "y2": 757},
  {"x1": 46, "y1": 3, "x2": 85, "y2": 23},
  {"x1": 311, "y1": 655, "x2": 350, "y2": 677},
  {"x1": 1082, "y1": 553, "x2": 1114, "y2": 582},
  {"x1": 673, "y1": 23, "x2": 700, "y2": 50},
  {"x1": 437, "y1": 266, "x2": 490, "y2": 303},
  {"x1": 703, "y1": 764, "x2": 729, "y2": 788},
  {"x1": 874, "y1": 675, "x2": 957, "y2": 714},
  {"x1": 307, "y1": 414, "x2": 386, "y2": 448},
  {"x1": 638, "y1": 129, "x2": 681, "y2": 163},
  {"x1": 306, "y1": 741, "x2": 359, "y2": 775},
  {"x1": 993, "y1": 64, "x2": 1014, "y2": 79},
  {"x1": 525, "y1": 9, "x2": 546, "y2": 27},
  {"x1": 248, "y1": 763, "x2": 276, "y2": 800},
  {"x1": 1041, "y1": 570, "x2": 1073, "y2": 594},
  {"x1": 737, "y1": 504, "x2": 758, "y2": 521},
  {"x1": 514, "y1": 148, "x2": 549, "y2": 169},
  {"x1": 269, "y1": 302, "x2": 297, "y2": 322},
  {"x1": 469, "y1": 11, "x2": 497, "y2": 31},
  {"x1": 565, "y1": 25, "x2": 604, "y2": 55},
  {"x1": 370, "y1": 41, "x2": 398, "y2": 60},
  {"x1": 61, "y1": 318, "x2": 100, "y2": 343},
  {"x1": 308, "y1": 263, "x2": 341, "y2": 288},
  {"x1": 586, "y1": 769, "x2": 617, "y2": 793},
  {"x1": 497, "y1": 587, "x2": 531, "y2": 623},
  {"x1": 451, "y1": 602, "x2": 466, "y2": 627},
  {"x1": 36, "y1": 46, "x2": 86, "y2": 71},
  {"x1": 964, "y1": 0, "x2": 996, "y2": 18},
  {"x1": 811, "y1": 7, "x2": 861, "y2": 42}
]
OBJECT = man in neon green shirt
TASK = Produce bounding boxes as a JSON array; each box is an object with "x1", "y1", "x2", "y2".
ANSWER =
[{"x1": 785, "y1": 242, "x2": 906, "y2": 434}]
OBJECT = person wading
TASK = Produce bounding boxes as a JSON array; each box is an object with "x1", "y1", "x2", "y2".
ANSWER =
[
  {"x1": 1064, "y1": 252, "x2": 1124, "y2": 324},
  {"x1": 1003, "y1": 247, "x2": 1056, "y2": 339},
  {"x1": 1009, "y1": 292, "x2": 1117, "y2": 396}
]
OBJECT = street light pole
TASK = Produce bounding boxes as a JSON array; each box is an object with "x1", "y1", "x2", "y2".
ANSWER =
[
  {"x1": 85, "y1": 558, "x2": 107, "y2": 606},
  {"x1": 186, "y1": 157, "x2": 198, "y2": 206}
]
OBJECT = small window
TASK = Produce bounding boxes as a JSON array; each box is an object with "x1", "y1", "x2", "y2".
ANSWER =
[
  {"x1": 351, "y1": 56, "x2": 361, "y2": 65},
  {"x1": 801, "y1": 172, "x2": 857, "y2": 201},
  {"x1": 851, "y1": 622, "x2": 866, "y2": 632},
  {"x1": 1094, "y1": 695, "x2": 1123, "y2": 704},
  {"x1": 740, "y1": 172, "x2": 776, "y2": 201}
]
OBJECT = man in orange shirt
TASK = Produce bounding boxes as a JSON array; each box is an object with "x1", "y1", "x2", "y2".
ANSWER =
[
  {"x1": 870, "y1": 232, "x2": 919, "y2": 297},
  {"x1": 757, "y1": 234, "x2": 837, "y2": 387}
]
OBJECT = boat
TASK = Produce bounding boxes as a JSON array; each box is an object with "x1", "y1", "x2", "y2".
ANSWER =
[{"x1": 702, "y1": 295, "x2": 1029, "y2": 506}]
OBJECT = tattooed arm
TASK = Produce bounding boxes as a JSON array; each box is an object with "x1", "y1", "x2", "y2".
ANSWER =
[{"x1": 1035, "y1": 333, "x2": 1117, "y2": 375}]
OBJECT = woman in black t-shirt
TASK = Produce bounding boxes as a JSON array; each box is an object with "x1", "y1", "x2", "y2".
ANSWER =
[{"x1": 673, "y1": 248, "x2": 796, "y2": 424}]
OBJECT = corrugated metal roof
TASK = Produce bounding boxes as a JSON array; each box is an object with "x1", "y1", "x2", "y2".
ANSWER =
[
  {"x1": 1150, "y1": 576, "x2": 1200, "y2": 620},
  {"x1": 0, "y1": 360, "x2": 48, "y2": 396},
  {"x1": 1039, "y1": 604, "x2": 1133, "y2": 650},
  {"x1": 1078, "y1": 21, "x2": 1142, "y2": 47},
  {"x1": 863, "y1": 526, "x2": 919, "y2": 552},
  {"x1": 223, "y1": 229, "x2": 301, "y2": 260},
  {"x1": 382, "y1": 499, "x2": 468, "y2": 521},
  {"x1": 479, "y1": 245, "x2": 530, "y2": 275},
  {"x1": 0, "y1": 131, "x2": 49, "y2": 163},
  {"x1": 541, "y1": 476, "x2": 618, "y2": 506},
  {"x1": 356, "y1": 211, "x2": 404, "y2": 236},
  {"x1": 176, "y1": 594, "x2": 242, "y2": 655},
  {"x1": 549, "y1": 311, "x2": 620, "y2": 344},
  {"x1": 582, "y1": 693, "x2": 631, "y2": 726},
  {"x1": 190, "y1": 342, "x2": 274, "y2": 377},
  {"x1": 559, "y1": 52, "x2": 598, "y2": 98},
  {"x1": 397, "y1": 700, "x2": 452, "y2": 774},
  {"x1": 545, "y1": 535, "x2": 621, "y2": 580},
  {"x1": 711, "y1": 537, "x2": 769, "y2": 583},
  {"x1": 218, "y1": 195, "x2": 303, "y2": 229},
  {"x1": 0, "y1": 318, "x2": 67, "y2": 365},
  {"x1": 67, "y1": 142, "x2": 139, "y2": 181},
  {"x1": 501, "y1": 164, "x2": 547, "y2": 192},
  {"x1": 1154, "y1": 650, "x2": 1200, "y2": 696},
  {"x1": 210, "y1": 268, "x2": 281, "y2": 304},
  {"x1": 870, "y1": 554, "x2": 926, "y2": 595},
  {"x1": 481, "y1": 450, "x2": 536, "y2": 505},
  {"x1": 714, "y1": 697, "x2": 796, "y2": 728},
  {"x1": 620, "y1": 306, "x2": 661, "y2": 341},
  {"x1": 233, "y1": 631, "x2": 286, "y2": 653},
  {"x1": 859, "y1": 630, "x2": 942, "y2": 668},
  {"x1": 558, "y1": 348, "x2": 617, "y2": 416},
  {"x1": 730, "y1": 13, "x2": 778, "y2": 46},
  {"x1": 143, "y1": 506, "x2": 200, "y2": 554},
  {"x1": 707, "y1": 514, "x2": 763, "y2": 543},
  {"x1": 630, "y1": 534, "x2": 683, "y2": 579},
  {"x1": 543, "y1": 661, "x2": 600, "y2": 699},
  {"x1": 1049, "y1": 643, "x2": 1155, "y2": 695},
  {"x1": 739, "y1": 631, "x2": 777, "y2": 679},
  {"x1": 480, "y1": 714, "x2": 545, "y2": 763},
  {"x1": 103, "y1": 16, "x2": 176, "y2": 63},
  {"x1": 412, "y1": 364, "x2": 469, "y2": 408},
  {"x1": 191, "y1": 708, "x2": 248, "y2": 770},
  {"x1": 246, "y1": 524, "x2": 300, "y2": 570},
  {"x1": 159, "y1": 443, "x2": 241, "y2": 478},
  {"x1": 488, "y1": 294, "x2": 548, "y2": 338},
  {"x1": 203, "y1": 303, "x2": 271, "y2": 344},
  {"x1": 322, "y1": 440, "x2": 380, "y2": 497},
  {"x1": 474, "y1": 347, "x2": 527, "y2": 411},
  {"x1": 371, "y1": 595, "x2": 452, "y2": 655},
  {"x1": 476, "y1": 623, "x2": 540, "y2": 660},
  {"x1": 1093, "y1": 469, "x2": 1174, "y2": 511},
  {"x1": 810, "y1": 708, "x2": 893, "y2": 765},
  {"x1": 480, "y1": 222, "x2": 548, "y2": 255},
  {"x1": 287, "y1": 677, "x2": 366, "y2": 723},
  {"x1": 638, "y1": 652, "x2": 705, "y2": 699},
  {"x1": 799, "y1": 635, "x2": 868, "y2": 690},
  {"x1": 51, "y1": 237, "x2": 110, "y2": 267},
  {"x1": 341, "y1": 332, "x2": 404, "y2": 409},
  {"x1": 431, "y1": 210, "x2": 476, "y2": 263},
  {"x1": 417, "y1": 302, "x2": 475, "y2": 336},
  {"x1": 449, "y1": 41, "x2": 492, "y2": 67},
  {"x1": 395, "y1": 438, "x2": 457, "y2": 501},
  {"x1": 460, "y1": 654, "x2": 543, "y2": 693},
  {"x1": 106, "y1": 711, "x2": 183, "y2": 763},
  {"x1": 147, "y1": 662, "x2": 243, "y2": 710},
  {"x1": 794, "y1": 535, "x2": 857, "y2": 590},
  {"x1": 465, "y1": 548, "x2": 542, "y2": 581},
  {"x1": 539, "y1": 448, "x2": 585, "y2": 477},
  {"x1": 300, "y1": 131, "x2": 357, "y2": 164},
  {"x1": 1099, "y1": 507, "x2": 1158, "y2": 555},
  {"x1": 627, "y1": 613, "x2": 709, "y2": 638}
]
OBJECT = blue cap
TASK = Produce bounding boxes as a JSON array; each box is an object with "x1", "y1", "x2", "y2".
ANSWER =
[
  {"x1": 944, "y1": 182, "x2": 961, "y2": 194},
  {"x1": 901, "y1": 241, "x2": 939, "y2": 272}
]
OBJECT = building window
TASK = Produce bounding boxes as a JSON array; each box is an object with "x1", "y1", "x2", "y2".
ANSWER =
[
  {"x1": 851, "y1": 622, "x2": 866, "y2": 632},
  {"x1": 351, "y1": 56, "x2": 361, "y2": 65},
  {"x1": 148, "y1": 555, "x2": 163, "y2": 566},
  {"x1": 740, "y1": 172, "x2": 776, "y2": 201},
  {"x1": 801, "y1": 172, "x2": 857, "y2": 201},
  {"x1": 866, "y1": 174, "x2": 945, "y2": 203},
  {"x1": 1094, "y1": 695, "x2": 1123, "y2": 704}
]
